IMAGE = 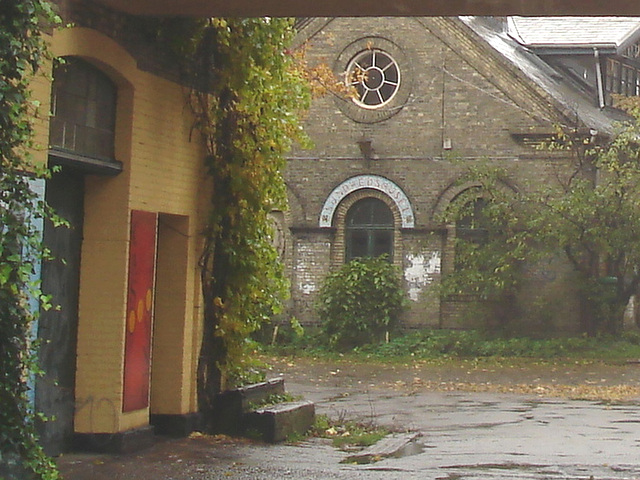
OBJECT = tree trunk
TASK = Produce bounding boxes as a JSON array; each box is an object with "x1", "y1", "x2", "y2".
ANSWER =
[{"x1": 196, "y1": 239, "x2": 227, "y2": 433}]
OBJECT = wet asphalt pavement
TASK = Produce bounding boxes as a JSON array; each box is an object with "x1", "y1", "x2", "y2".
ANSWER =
[{"x1": 59, "y1": 358, "x2": 640, "y2": 480}]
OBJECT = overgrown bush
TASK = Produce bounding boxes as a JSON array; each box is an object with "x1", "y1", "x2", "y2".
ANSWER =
[{"x1": 317, "y1": 257, "x2": 407, "y2": 351}]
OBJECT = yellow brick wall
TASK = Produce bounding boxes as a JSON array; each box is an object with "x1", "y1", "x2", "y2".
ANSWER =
[
  {"x1": 44, "y1": 27, "x2": 205, "y2": 434},
  {"x1": 29, "y1": 63, "x2": 52, "y2": 169}
]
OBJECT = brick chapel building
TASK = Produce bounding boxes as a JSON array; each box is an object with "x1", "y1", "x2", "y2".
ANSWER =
[{"x1": 281, "y1": 17, "x2": 640, "y2": 332}]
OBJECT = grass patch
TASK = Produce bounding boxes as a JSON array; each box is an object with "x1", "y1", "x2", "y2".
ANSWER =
[
  {"x1": 246, "y1": 392, "x2": 301, "y2": 411},
  {"x1": 260, "y1": 328, "x2": 640, "y2": 362},
  {"x1": 309, "y1": 414, "x2": 389, "y2": 450},
  {"x1": 354, "y1": 330, "x2": 640, "y2": 361}
]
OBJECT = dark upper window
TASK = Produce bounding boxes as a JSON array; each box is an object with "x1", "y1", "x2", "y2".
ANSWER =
[
  {"x1": 456, "y1": 197, "x2": 489, "y2": 244},
  {"x1": 345, "y1": 197, "x2": 394, "y2": 261},
  {"x1": 606, "y1": 58, "x2": 640, "y2": 97},
  {"x1": 346, "y1": 49, "x2": 400, "y2": 109},
  {"x1": 623, "y1": 41, "x2": 640, "y2": 60},
  {"x1": 49, "y1": 57, "x2": 117, "y2": 160}
]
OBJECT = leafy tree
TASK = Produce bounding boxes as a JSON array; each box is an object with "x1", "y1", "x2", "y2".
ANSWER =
[
  {"x1": 0, "y1": 0, "x2": 60, "y2": 478},
  {"x1": 317, "y1": 256, "x2": 407, "y2": 351},
  {"x1": 442, "y1": 108, "x2": 640, "y2": 336},
  {"x1": 160, "y1": 18, "x2": 311, "y2": 431},
  {"x1": 540, "y1": 111, "x2": 640, "y2": 334}
]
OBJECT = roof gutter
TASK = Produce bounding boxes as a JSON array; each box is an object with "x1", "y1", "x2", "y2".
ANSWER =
[
  {"x1": 594, "y1": 47, "x2": 606, "y2": 109},
  {"x1": 531, "y1": 45, "x2": 617, "y2": 56}
]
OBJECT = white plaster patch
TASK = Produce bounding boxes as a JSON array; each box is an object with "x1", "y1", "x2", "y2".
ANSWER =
[
  {"x1": 425, "y1": 251, "x2": 442, "y2": 275},
  {"x1": 295, "y1": 244, "x2": 321, "y2": 295},
  {"x1": 404, "y1": 252, "x2": 441, "y2": 302},
  {"x1": 300, "y1": 283, "x2": 317, "y2": 295}
]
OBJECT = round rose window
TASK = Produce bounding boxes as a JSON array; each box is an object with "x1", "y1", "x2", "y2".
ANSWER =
[{"x1": 346, "y1": 49, "x2": 401, "y2": 109}]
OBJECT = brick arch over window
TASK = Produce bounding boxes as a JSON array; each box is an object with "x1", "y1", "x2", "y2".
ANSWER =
[
  {"x1": 330, "y1": 189, "x2": 404, "y2": 267},
  {"x1": 435, "y1": 181, "x2": 518, "y2": 276},
  {"x1": 431, "y1": 181, "x2": 484, "y2": 223},
  {"x1": 319, "y1": 174, "x2": 415, "y2": 228},
  {"x1": 430, "y1": 178, "x2": 519, "y2": 222},
  {"x1": 50, "y1": 28, "x2": 137, "y2": 174}
]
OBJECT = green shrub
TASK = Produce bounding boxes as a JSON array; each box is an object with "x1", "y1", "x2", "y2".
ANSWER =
[
  {"x1": 252, "y1": 317, "x2": 305, "y2": 347},
  {"x1": 317, "y1": 257, "x2": 407, "y2": 351}
]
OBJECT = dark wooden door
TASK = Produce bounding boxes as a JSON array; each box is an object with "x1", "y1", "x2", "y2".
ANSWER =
[{"x1": 36, "y1": 167, "x2": 84, "y2": 455}]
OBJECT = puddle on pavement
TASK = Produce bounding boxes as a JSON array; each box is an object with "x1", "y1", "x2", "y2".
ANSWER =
[
  {"x1": 392, "y1": 439, "x2": 424, "y2": 458},
  {"x1": 342, "y1": 435, "x2": 425, "y2": 464},
  {"x1": 455, "y1": 420, "x2": 521, "y2": 430},
  {"x1": 445, "y1": 462, "x2": 550, "y2": 473}
]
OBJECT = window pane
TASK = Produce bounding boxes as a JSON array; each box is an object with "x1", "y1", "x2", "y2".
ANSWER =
[
  {"x1": 384, "y1": 64, "x2": 399, "y2": 84},
  {"x1": 347, "y1": 230, "x2": 369, "y2": 261},
  {"x1": 347, "y1": 197, "x2": 394, "y2": 227},
  {"x1": 372, "y1": 230, "x2": 393, "y2": 258},
  {"x1": 456, "y1": 197, "x2": 488, "y2": 230}
]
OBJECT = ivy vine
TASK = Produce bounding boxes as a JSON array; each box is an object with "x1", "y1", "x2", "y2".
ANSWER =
[
  {"x1": 0, "y1": 0, "x2": 60, "y2": 478},
  {"x1": 153, "y1": 17, "x2": 311, "y2": 430}
]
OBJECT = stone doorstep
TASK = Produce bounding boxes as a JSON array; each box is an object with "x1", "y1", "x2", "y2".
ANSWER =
[
  {"x1": 343, "y1": 432, "x2": 423, "y2": 464},
  {"x1": 212, "y1": 377, "x2": 286, "y2": 435},
  {"x1": 243, "y1": 400, "x2": 315, "y2": 443},
  {"x1": 239, "y1": 377, "x2": 286, "y2": 411}
]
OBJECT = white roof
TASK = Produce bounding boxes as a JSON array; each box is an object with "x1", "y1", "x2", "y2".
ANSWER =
[
  {"x1": 508, "y1": 16, "x2": 640, "y2": 48},
  {"x1": 462, "y1": 16, "x2": 630, "y2": 135}
]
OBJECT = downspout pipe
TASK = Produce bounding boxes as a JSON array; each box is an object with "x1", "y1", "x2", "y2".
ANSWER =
[{"x1": 594, "y1": 48, "x2": 606, "y2": 109}]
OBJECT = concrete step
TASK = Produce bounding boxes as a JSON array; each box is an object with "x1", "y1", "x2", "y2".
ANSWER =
[
  {"x1": 237, "y1": 377, "x2": 286, "y2": 412},
  {"x1": 243, "y1": 400, "x2": 315, "y2": 443},
  {"x1": 212, "y1": 378, "x2": 285, "y2": 434}
]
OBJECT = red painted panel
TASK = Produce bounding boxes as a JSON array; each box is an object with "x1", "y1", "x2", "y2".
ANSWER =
[{"x1": 122, "y1": 210, "x2": 157, "y2": 412}]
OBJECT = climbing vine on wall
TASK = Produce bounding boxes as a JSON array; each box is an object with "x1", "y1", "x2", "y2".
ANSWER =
[
  {"x1": 156, "y1": 17, "x2": 311, "y2": 430},
  {"x1": 0, "y1": 0, "x2": 60, "y2": 478}
]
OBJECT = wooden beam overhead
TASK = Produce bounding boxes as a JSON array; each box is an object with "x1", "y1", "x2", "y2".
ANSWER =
[{"x1": 90, "y1": 0, "x2": 640, "y2": 17}]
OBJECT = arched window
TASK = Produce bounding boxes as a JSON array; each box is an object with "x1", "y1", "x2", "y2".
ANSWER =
[
  {"x1": 49, "y1": 57, "x2": 120, "y2": 173},
  {"x1": 345, "y1": 197, "x2": 394, "y2": 261},
  {"x1": 453, "y1": 196, "x2": 489, "y2": 271}
]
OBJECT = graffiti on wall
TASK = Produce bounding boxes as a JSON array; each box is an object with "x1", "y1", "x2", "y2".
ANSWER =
[{"x1": 122, "y1": 210, "x2": 157, "y2": 412}]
